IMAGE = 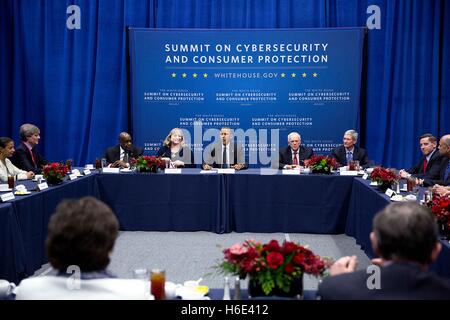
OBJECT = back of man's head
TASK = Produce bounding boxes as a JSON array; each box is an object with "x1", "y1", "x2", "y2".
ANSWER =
[
  {"x1": 46, "y1": 197, "x2": 119, "y2": 272},
  {"x1": 373, "y1": 202, "x2": 438, "y2": 265}
]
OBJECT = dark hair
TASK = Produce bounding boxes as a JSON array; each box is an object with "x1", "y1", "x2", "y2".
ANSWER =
[
  {"x1": 373, "y1": 202, "x2": 438, "y2": 264},
  {"x1": 419, "y1": 133, "x2": 437, "y2": 144},
  {"x1": 0, "y1": 137, "x2": 13, "y2": 148},
  {"x1": 46, "y1": 197, "x2": 119, "y2": 272}
]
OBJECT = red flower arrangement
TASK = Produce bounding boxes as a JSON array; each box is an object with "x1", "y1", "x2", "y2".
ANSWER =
[
  {"x1": 304, "y1": 156, "x2": 338, "y2": 174},
  {"x1": 217, "y1": 239, "x2": 331, "y2": 295},
  {"x1": 131, "y1": 156, "x2": 166, "y2": 173},
  {"x1": 429, "y1": 194, "x2": 450, "y2": 233},
  {"x1": 370, "y1": 167, "x2": 399, "y2": 188},
  {"x1": 42, "y1": 163, "x2": 69, "y2": 184}
]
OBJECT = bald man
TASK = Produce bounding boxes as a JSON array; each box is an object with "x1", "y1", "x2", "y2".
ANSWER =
[{"x1": 104, "y1": 132, "x2": 143, "y2": 168}]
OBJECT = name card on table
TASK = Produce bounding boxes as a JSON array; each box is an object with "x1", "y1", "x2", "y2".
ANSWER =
[
  {"x1": 200, "y1": 170, "x2": 217, "y2": 174},
  {"x1": 164, "y1": 168, "x2": 182, "y2": 174},
  {"x1": 85, "y1": 164, "x2": 94, "y2": 170},
  {"x1": 1, "y1": 192, "x2": 15, "y2": 202},
  {"x1": 83, "y1": 169, "x2": 92, "y2": 176},
  {"x1": 362, "y1": 173, "x2": 369, "y2": 180},
  {"x1": 102, "y1": 168, "x2": 120, "y2": 173},
  {"x1": 385, "y1": 188, "x2": 395, "y2": 198},
  {"x1": 217, "y1": 168, "x2": 236, "y2": 174},
  {"x1": 69, "y1": 174, "x2": 78, "y2": 180},
  {"x1": 71, "y1": 169, "x2": 82, "y2": 176},
  {"x1": 340, "y1": 170, "x2": 358, "y2": 176},
  {"x1": 37, "y1": 182, "x2": 49, "y2": 191},
  {"x1": 282, "y1": 169, "x2": 300, "y2": 175}
]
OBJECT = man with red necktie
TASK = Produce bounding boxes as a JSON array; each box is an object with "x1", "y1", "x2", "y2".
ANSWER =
[
  {"x1": 278, "y1": 132, "x2": 314, "y2": 169},
  {"x1": 399, "y1": 133, "x2": 442, "y2": 180},
  {"x1": 421, "y1": 134, "x2": 450, "y2": 187},
  {"x1": 11, "y1": 123, "x2": 48, "y2": 174}
]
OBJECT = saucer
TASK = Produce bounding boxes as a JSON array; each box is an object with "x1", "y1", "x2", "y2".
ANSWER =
[
  {"x1": 14, "y1": 191, "x2": 31, "y2": 196},
  {"x1": 176, "y1": 286, "x2": 209, "y2": 300},
  {"x1": 391, "y1": 195, "x2": 404, "y2": 202}
]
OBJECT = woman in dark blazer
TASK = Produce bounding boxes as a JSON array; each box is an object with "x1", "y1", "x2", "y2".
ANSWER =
[{"x1": 156, "y1": 128, "x2": 196, "y2": 168}]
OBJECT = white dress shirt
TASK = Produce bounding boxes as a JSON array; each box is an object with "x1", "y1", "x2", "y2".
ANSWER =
[
  {"x1": 0, "y1": 158, "x2": 28, "y2": 182},
  {"x1": 15, "y1": 276, "x2": 151, "y2": 300},
  {"x1": 221, "y1": 143, "x2": 231, "y2": 166}
]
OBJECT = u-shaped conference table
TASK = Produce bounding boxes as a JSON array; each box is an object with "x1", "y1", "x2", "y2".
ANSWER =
[{"x1": 1, "y1": 169, "x2": 449, "y2": 284}]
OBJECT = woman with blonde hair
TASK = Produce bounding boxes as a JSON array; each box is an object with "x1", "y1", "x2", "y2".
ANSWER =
[{"x1": 156, "y1": 128, "x2": 195, "y2": 168}]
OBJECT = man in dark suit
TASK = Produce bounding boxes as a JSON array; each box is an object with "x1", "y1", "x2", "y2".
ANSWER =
[
  {"x1": 202, "y1": 127, "x2": 247, "y2": 170},
  {"x1": 421, "y1": 134, "x2": 450, "y2": 187},
  {"x1": 318, "y1": 202, "x2": 450, "y2": 299},
  {"x1": 330, "y1": 129, "x2": 370, "y2": 168},
  {"x1": 399, "y1": 133, "x2": 443, "y2": 180},
  {"x1": 104, "y1": 132, "x2": 143, "y2": 168},
  {"x1": 278, "y1": 132, "x2": 313, "y2": 169},
  {"x1": 11, "y1": 123, "x2": 48, "y2": 174}
]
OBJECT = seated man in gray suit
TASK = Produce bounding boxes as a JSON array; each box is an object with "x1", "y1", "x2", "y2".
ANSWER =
[
  {"x1": 202, "y1": 127, "x2": 247, "y2": 171},
  {"x1": 318, "y1": 202, "x2": 450, "y2": 300},
  {"x1": 330, "y1": 129, "x2": 370, "y2": 168},
  {"x1": 278, "y1": 132, "x2": 313, "y2": 169}
]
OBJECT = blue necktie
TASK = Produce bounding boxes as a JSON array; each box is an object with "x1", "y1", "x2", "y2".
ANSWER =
[
  {"x1": 444, "y1": 161, "x2": 450, "y2": 181},
  {"x1": 346, "y1": 152, "x2": 353, "y2": 165},
  {"x1": 222, "y1": 145, "x2": 228, "y2": 168}
]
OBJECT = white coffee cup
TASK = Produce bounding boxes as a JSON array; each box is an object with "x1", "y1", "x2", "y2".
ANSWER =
[
  {"x1": 405, "y1": 194, "x2": 417, "y2": 201},
  {"x1": 0, "y1": 184, "x2": 10, "y2": 191},
  {"x1": 15, "y1": 184, "x2": 27, "y2": 191},
  {"x1": 178, "y1": 286, "x2": 205, "y2": 300},
  {"x1": 0, "y1": 280, "x2": 15, "y2": 298},
  {"x1": 165, "y1": 281, "x2": 178, "y2": 300}
]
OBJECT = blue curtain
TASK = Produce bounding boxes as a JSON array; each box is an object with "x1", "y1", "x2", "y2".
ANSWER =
[{"x1": 1, "y1": 0, "x2": 448, "y2": 167}]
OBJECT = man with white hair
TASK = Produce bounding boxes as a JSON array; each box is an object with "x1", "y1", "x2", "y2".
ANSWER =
[
  {"x1": 11, "y1": 123, "x2": 48, "y2": 174},
  {"x1": 330, "y1": 129, "x2": 370, "y2": 168},
  {"x1": 278, "y1": 132, "x2": 313, "y2": 169}
]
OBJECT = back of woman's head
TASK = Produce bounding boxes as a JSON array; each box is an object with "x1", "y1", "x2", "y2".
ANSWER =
[{"x1": 46, "y1": 197, "x2": 119, "y2": 272}]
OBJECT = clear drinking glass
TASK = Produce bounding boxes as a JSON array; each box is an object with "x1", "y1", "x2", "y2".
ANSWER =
[{"x1": 133, "y1": 268, "x2": 150, "y2": 296}]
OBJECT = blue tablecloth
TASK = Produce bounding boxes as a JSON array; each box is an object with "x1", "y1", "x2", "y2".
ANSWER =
[
  {"x1": 226, "y1": 169, "x2": 354, "y2": 233},
  {"x1": 1, "y1": 170, "x2": 449, "y2": 284},
  {"x1": 96, "y1": 171, "x2": 224, "y2": 232},
  {"x1": 208, "y1": 288, "x2": 317, "y2": 300},
  {"x1": 346, "y1": 178, "x2": 450, "y2": 277},
  {"x1": 0, "y1": 174, "x2": 98, "y2": 283},
  {"x1": 0, "y1": 203, "x2": 26, "y2": 283}
]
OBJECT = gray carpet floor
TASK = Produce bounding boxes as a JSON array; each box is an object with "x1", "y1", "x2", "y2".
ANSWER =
[{"x1": 35, "y1": 231, "x2": 371, "y2": 290}]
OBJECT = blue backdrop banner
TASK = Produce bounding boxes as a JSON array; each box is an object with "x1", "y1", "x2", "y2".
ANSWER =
[{"x1": 129, "y1": 27, "x2": 365, "y2": 166}]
